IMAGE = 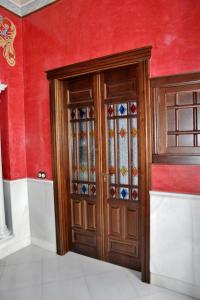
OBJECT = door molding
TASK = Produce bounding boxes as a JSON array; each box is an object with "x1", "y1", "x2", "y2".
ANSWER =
[{"x1": 47, "y1": 46, "x2": 152, "y2": 282}]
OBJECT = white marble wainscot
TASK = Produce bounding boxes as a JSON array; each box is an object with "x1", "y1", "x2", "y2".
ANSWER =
[
  {"x1": 0, "y1": 179, "x2": 31, "y2": 259},
  {"x1": 27, "y1": 179, "x2": 56, "y2": 252},
  {"x1": 150, "y1": 190, "x2": 200, "y2": 299}
]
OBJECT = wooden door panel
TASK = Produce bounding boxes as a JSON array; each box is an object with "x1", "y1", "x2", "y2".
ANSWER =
[
  {"x1": 102, "y1": 66, "x2": 141, "y2": 270},
  {"x1": 71, "y1": 199, "x2": 83, "y2": 228},
  {"x1": 125, "y1": 206, "x2": 139, "y2": 240},
  {"x1": 109, "y1": 240, "x2": 138, "y2": 256},
  {"x1": 108, "y1": 204, "x2": 122, "y2": 236},
  {"x1": 85, "y1": 201, "x2": 96, "y2": 230},
  {"x1": 67, "y1": 74, "x2": 98, "y2": 258}
]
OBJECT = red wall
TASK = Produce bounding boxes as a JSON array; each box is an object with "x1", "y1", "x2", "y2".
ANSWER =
[
  {"x1": 152, "y1": 165, "x2": 200, "y2": 194},
  {"x1": 1, "y1": 0, "x2": 200, "y2": 194},
  {"x1": 0, "y1": 7, "x2": 26, "y2": 179}
]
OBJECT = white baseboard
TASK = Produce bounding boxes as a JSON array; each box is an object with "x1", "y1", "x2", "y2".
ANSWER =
[
  {"x1": 31, "y1": 237, "x2": 56, "y2": 253},
  {"x1": 0, "y1": 236, "x2": 31, "y2": 259},
  {"x1": 151, "y1": 273, "x2": 200, "y2": 299}
]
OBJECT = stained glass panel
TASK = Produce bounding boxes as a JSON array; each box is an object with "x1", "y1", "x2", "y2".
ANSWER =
[
  {"x1": 118, "y1": 117, "x2": 128, "y2": 185},
  {"x1": 80, "y1": 183, "x2": 88, "y2": 195},
  {"x1": 117, "y1": 103, "x2": 127, "y2": 116},
  {"x1": 108, "y1": 119, "x2": 115, "y2": 184},
  {"x1": 119, "y1": 187, "x2": 129, "y2": 200},
  {"x1": 131, "y1": 117, "x2": 138, "y2": 186},
  {"x1": 89, "y1": 120, "x2": 96, "y2": 181},
  {"x1": 78, "y1": 120, "x2": 88, "y2": 181},
  {"x1": 71, "y1": 122, "x2": 77, "y2": 180},
  {"x1": 106, "y1": 101, "x2": 139, "y2": 201},
  {"x1": 70, "y1": 105, "x2": 96, "y2": 197}
]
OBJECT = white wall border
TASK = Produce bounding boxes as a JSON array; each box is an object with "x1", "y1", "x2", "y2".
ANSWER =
[
  {"x1": 27, "y1": 178, "x2": 56, "y2": 253},
  {"x1": 150, "y1": 190, "x2": 200, "y2": 299},
  {"x1": 151, "y1": 273, "x2": 200, "y2": 300}
]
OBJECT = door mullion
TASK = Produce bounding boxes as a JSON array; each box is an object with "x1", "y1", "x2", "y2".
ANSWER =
[{"x1": 93, "y1": 73, "x2": 105, "y2": 259}]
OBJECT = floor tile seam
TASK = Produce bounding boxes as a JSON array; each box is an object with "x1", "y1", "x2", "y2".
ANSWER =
[
  {"x1": 122, "y1": 272, "x2": 141, "y2": 299},
  {"x1": 0, "y1": 283, "x2": 43, "y2": 293},
  {"x1": 42, "y1": 274, "x2": 85, "y2": 286},
  {"x1": 83, "y1": 267, "x2": 128, "y2": 279},
  {"x1": 41, "y1": 257, "x2": 44, "y2": 300},
  {"x1": 0, "y1": 263, "x2": 6, "y2": 281},
  {"x1": 2, "y1": 258, "x2": 43, "y2": 267},
  {"x1": 82, "y1": 274, "x2": 95, "y2": 300}
]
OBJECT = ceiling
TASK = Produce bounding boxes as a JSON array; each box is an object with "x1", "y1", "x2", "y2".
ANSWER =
[{"x1": 0, "y1": 0, "x2": 56, "y2": 16}]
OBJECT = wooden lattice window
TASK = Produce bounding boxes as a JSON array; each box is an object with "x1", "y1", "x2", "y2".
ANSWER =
[{"x1": 151, "y1": 72, "x2": 200, "y2": 164}]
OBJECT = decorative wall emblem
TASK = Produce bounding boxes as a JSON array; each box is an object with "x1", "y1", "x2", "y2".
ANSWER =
[{"x1": 0, "y1": 16, "x2": 16, "y2": 67}]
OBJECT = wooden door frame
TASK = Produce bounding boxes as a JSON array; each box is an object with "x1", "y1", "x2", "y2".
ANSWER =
[{"x1": 46, "y1": 46, "x2": 152, "y2": 282}]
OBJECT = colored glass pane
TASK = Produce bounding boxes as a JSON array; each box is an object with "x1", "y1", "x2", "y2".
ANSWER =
[
  {"x1": 132, "y1": 190, "x2": 138, "y2": 200},
  {"x1": 109, "y1": 129, "x2": 114, "y2": 138},
  {"x1": 119, "y1": 104, "x2": 126, "y2": 115},
  {"x1": 82, "y1": 185, "x2": 87, "y2": 193},
  {"x1": 73, "y1": 184, "x2": 78, "y2": 192},
  {"x1": 120, "y1": 166, "x2": 128, "y2": 176},
  {"x1": 130, "y1": 103, "x2": 137, "y2": 114},
  {"x1": 131, "y1": 128, "x2": 137, "y2": 137},
  {"x1": 121, "y1": 188, "x2": 127, "y2": 198},
  {"x1": 79, "y1": 131, "x2": 86, "y2": 138},
  {"x1": 80, "y1": 164, "x2": 87, "y2": 173},
  {"x1": 107, "y1": 106, "x2": 114, "y2": 116},
  {"x1": 110, "y1": 187, "x2": 115, "y2": 197},
  {"x1": 79, "y1": 108, "x2": 86, "y2": 118},
  {"x1": 71, "y1": 110, "x2": 76, "y2": 119},
  {"x1": 91, "y1": 185, "x2": 96, "y2": 194},
  {"x1": 89, "y1": 107, "x2": 94, "y2": 118},
  {"x1": 119, "y1": 128, "x2": 126, "y2": 138},
  {"x1": 132, "y1": 167, "x2": 138, "y2": 177}
]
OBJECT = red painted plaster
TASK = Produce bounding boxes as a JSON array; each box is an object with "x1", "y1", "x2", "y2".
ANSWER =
[
  {"x1": 0, "y1": 7, "x2": 26, "y2": 179},
  {"x1": 1, "y1": 0, "x2": 200, "y2": 194},
  {"x1": 152, "y1": 165, "x2": 200, "y2": 195}
]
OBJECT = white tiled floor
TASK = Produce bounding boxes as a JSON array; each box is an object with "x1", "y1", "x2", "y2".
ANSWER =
[{"x1": 0, "y1": 246, "x2": 196, "y2": 300}]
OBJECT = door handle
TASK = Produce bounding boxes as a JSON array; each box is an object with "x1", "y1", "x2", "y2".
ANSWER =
[{"x1": 102, "y1": 173, "x2": 109, "y2": 182}]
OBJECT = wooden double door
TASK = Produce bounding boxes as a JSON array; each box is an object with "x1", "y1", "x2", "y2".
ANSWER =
[{"x1": 65, "y1": 65, "x2": 144, "y2": 271}]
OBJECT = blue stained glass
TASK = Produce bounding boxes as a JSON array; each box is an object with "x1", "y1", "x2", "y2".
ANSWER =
[
  {"x1": 121, "y1": 188, "x2": 127, "y2": 198},
  {"x1": 82, "y1": 185, "x2": 87, "y2": 193},
  {"x1": 79, "y1": 108, "x2": 86, "y2": 118},
  {"x1": 119, "y1": 104, "x2": 126, "y2": 115}
]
